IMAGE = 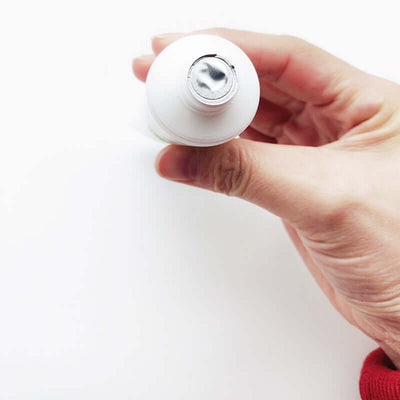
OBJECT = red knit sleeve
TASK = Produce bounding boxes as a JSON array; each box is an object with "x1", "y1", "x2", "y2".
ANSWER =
[{"x1": 360, "y1": 348, "x2": 400, "y2": 400}]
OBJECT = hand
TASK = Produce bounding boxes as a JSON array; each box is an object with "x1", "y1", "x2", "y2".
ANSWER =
[{"x1": 133, "y1": 28, "x2": 400, "y2": 368}]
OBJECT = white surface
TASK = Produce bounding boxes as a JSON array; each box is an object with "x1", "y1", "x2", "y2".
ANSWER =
[{"x1": 0, "y1": 0, "x2": 399, "y2": 398}]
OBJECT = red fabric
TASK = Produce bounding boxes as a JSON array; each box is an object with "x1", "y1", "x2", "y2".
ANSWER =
[{"x1": 360, "y1": 348, "x2": 400, "y2": 399}]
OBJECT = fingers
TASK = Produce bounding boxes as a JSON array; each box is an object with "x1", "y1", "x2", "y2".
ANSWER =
[
  {"x1": 132, "y1": 29, "x2": 376, "y2": 148},
  {"x1": 249, "y1": 97, "x2": 291, "y2": 138},
  {"x1": 259, "y1": 78, "x2": 305, "y2": 114},
  {"x1": 240, "y1": 127, "x2": 277, "y2": 143},
  {"x1": 133, "y1": 28, "x2": 362, "y2": 110},
  {"x1": 150, "y1": 28, "x2": 361, "y2": 105},
  {"x1": 132, "y1": 54, "x2": 155, "y2": 82},
  {"x1": 155, "y1": 139, "x2": 337, "y2": 226}
]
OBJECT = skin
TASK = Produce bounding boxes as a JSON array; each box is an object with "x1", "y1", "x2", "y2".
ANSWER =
[{"x1": 133, "y1": 28, "x2": 400, "y2": 369}]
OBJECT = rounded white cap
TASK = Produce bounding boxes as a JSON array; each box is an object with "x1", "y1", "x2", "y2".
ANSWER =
[{"x1": 146, "y1": 34, "x2": 260, "y2": 146}]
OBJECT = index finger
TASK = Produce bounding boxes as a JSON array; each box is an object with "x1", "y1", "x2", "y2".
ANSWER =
[{"x1": 151, "y1": 28, "x2": 362, "y2": 106}]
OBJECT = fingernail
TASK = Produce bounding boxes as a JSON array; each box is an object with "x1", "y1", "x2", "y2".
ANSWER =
[
  {"x1": 132, "y1": 55, "x2": 147, "y2": 66},
  {"x1": 151, "y1": 33, "x2": 181, "y2": 41},
  {"x1": 155, "y1": 146, "x2": 198, "y2": 181},
  {"x1": 152, "y1": 34, "x2": 169, "y2": 41}
]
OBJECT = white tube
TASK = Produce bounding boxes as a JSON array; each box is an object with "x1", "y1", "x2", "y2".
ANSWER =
[{"x1": 145, "y1": 34, "x2": 260, "y2": 147}]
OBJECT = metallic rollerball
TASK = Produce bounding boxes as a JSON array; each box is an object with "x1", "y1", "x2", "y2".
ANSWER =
[
  {"x1": 187, "y1": 55, "x2": 238, "y2": 105},
  {"x1": 145, "y1": 35, "x2": 260, "y2": 146}
]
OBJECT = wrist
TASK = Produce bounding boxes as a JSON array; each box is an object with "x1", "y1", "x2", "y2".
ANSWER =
[{"x1": 376, "y1": 340, "x2": 400, "y2": 370}]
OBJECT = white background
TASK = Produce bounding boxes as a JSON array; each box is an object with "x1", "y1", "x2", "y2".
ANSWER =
[{"x1": 1, "y1": 0, "x2": 399, "y2": 398}]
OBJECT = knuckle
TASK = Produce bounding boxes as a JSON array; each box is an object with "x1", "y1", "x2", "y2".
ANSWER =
[
  {"x1": 201, "y1": 143, "x2": 252, "y2": 197},
  {"x1": 318, "y1": 192, "x2": 362, "y2": 228},
  {"x1": 297, "y1": 190, "x2": 362, "y2": 235}
]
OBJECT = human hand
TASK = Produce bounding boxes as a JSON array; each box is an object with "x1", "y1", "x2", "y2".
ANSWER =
[{"x1": 133, "y1": 28, "x2": 400, "y2": 368}]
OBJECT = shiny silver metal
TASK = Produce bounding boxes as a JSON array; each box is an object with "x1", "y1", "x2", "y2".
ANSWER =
[{"x1": 187, "y1": 54, "x2": 238, "y2": 105}]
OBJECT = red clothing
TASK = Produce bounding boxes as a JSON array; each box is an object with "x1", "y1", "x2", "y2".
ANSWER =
[{"x1": 360, "y1": 348, "x2": 400, "y2": 399}]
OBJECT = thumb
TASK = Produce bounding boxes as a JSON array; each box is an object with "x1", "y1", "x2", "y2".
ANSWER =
[{"x1": 155, "y1": 139, "x2": 342, "y2": 227}]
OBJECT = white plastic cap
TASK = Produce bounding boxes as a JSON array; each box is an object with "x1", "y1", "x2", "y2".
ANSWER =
[{"x1": 146, "y1": 34, "x2": 260, "y2": 146}]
